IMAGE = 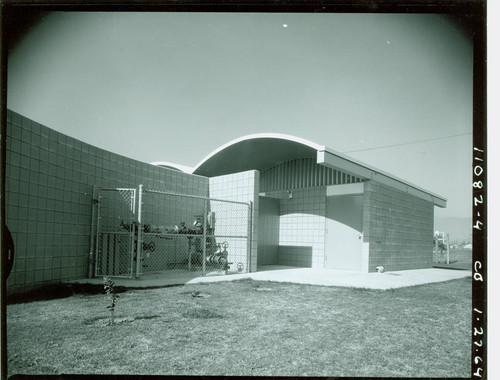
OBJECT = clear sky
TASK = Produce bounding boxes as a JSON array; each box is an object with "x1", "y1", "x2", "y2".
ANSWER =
[{"x1": 7, "y1": 12, "x2": 473, "y2": 219}]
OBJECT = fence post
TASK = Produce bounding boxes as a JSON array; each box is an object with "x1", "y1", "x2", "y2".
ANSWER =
[
  {"x1": 247, "y1": 201, "x2": 253, "y2": 273},
  {"x1": 202, "y1": 198, "x2": 207, "y2": 275},
  {"x1": 88, "y1": 185, "x2": 98, "y2": 278},
  {"x1": 446, "y1": 233, "x2": 450, "y2": 265},
  {"x1": 94, "y1": 189, "x2": 102, "y2": 277},
  {"x1": 135, "y1": 184, "x2": 143, "y2": 278}
]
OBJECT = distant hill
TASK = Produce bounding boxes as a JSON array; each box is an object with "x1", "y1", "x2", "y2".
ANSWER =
[{"x1": 434, "y1": 217, "x2": 472, "y2": 244}]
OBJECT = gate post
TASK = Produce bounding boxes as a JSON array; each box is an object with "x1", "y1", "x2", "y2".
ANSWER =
[
  {"x1": 247, "y1": 201, "x2": 253, "y2": 273},
  {"x1": 94, "y1": 188, "x2": 103, "y2": 277},
  {"x1": 88, "y1": 185, "x2": 99, "y2": 278},
  {"x1": 135, "y1": 184, "x2": 143, "y2": 278},
  {"x1": 202, "y1": 198, "x2": 207, "y2": 275}
]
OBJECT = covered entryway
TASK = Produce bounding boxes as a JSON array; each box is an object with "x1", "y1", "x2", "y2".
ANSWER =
[{"x1": 325, "y1": 183, "x2": 364, "y2": 271}]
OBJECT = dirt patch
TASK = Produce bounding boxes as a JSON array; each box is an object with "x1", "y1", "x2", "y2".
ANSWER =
[
  {"x1": 84, "y1": 315, "x2": 162, "y2": 326},
  {"x1": 7, "y1": 283, "x2": 128, "y2": 305}
]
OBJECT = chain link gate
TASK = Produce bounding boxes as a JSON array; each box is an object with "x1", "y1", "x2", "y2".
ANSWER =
[
  {"x1": 94, "y1": 188, "x2": 138, "y2": 278},
  {"x1": 137, "y1": 187, "x2": 252, "y2": 278},
  {"x1": 91, "y1": 185, "x2": 252, "y2": 279}
]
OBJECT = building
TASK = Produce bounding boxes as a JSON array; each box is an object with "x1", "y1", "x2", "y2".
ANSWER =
[
  {"x1": 4, "y1": 110, "x2": 446, "y2": 295},
  {"x1": 155, "y1": 133, "x2": 446, "y2": 273}
]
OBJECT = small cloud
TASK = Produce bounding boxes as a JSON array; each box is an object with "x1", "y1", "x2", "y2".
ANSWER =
[
  {"x1": 283, "y1": 24, "x2": 288, "y2": 28},
  {"x1": 386, "y1": 40, "x2": 391, "y2": 45}
]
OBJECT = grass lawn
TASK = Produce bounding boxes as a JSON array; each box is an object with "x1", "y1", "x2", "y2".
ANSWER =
[{"x1": 7, "y1": 277, "x2": 472, "y2": 377}]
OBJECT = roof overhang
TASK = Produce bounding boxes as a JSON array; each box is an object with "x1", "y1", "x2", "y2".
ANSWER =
[{"x1": 317, "y1": 149, "x2": 447, "y2": 208}]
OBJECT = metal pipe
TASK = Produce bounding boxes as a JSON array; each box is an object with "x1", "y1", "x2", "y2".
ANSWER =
[
  {"x1": 88, "y1": 185, "x2": 98, "y2": 278},
  {"x1": 202, "y1": 199, "x2": 207, "y2": 274},
  {"x1": 135, "y1": 185, "x2": 143, "y2": 278},
  {"x1": 247, "y1": 201, "x2": 253, "y2": 273},
  {"x1": 94, "y1": 189, "x2": 102, "y2": 277},
  {"x1": 143, "y1": 188, "x2": 249, "y2": 206},
  {"x1": 446, "y1": 233, "x2": 450, "y2": 265}
]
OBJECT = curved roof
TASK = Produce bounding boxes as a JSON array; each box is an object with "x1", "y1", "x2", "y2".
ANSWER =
[
  {"x1": 151, "y1": 133, "x2": 447, "y2": 207},
  {"x1": 192, "y1": 133, "x2": 325, "y2": 177}
]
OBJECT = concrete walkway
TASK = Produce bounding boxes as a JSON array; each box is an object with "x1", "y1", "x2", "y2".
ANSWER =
[{"x1": 72, "y1": 265, "x2": 471, "y2": 290}]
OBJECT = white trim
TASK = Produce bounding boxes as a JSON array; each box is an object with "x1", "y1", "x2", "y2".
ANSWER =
[
  {"x1": 326, "y1": 183, "x2": 364, "y2": 196},
  {"x1": 192, "y1": 133, "x2": 325, "y2": 173},
  {"x1": 150, "y1": 161, "x2": 194, "y2": 173}
]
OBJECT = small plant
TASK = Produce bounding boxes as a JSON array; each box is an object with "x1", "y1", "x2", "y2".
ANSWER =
[{"x1": 103, "y1": 277, "x2": 119, "y2": 326}]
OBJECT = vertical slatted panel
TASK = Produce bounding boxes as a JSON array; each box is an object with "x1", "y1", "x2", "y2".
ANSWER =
[
  {"x1": 279, "y1": 164, "x2": 282, "y2": 191},
  {"x1": 310, "y1": 158, "x2": 315, "y2": 187},
  {"x1": 259, "y1": 157, "x2": 367, "y2": 192},
  {"x1": 287, "y1": 160, "x2": 291, "y2": 189},
  {"x1": 304, "y1": 158, "x2": 308, "y2": 188},
  {"x1": 298, "y1": 158, "x2": 303, "y2": 188},
  {"x1": 314, "y1": 159, "x2": 318, "y2": 187},
  {"x1": 273, "y1": 165, "x2": 277, "y2": 192}
]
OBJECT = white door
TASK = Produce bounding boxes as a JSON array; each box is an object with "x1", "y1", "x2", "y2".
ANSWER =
[{"x1": 325, "y1": 195, "x2": 363, "y2": 271}]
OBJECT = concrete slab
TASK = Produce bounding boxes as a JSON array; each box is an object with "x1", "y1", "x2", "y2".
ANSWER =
[{"x1": 71, "y1": 266, "x2": 471, "y2": 290}]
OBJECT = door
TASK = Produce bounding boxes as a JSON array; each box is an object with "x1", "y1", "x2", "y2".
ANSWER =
[{"x1": 325, "y1": 194, "x2": 363, "y2": 271}]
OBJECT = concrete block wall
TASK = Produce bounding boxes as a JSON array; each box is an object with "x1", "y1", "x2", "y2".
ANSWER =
[
  {"x1": 5, "y1": 110, "x2": 209, "y2": 295},
  {"x1": 363, "y1": 181, "x2": 435, "y2": 272},
  {"x1": 208, "y1": 170, "x2": 259, "y2": 272},
  {"x1": 266, "y1": 187, "x2": 326, "y2": 268}
]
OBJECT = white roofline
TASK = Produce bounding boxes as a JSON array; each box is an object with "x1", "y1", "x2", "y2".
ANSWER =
[
  {"x1": 191, "y1": 133, "x2": 325, "y2": 173},
  {"x1": 150, "y1": 161, "x2": 194, "y2": 173}
]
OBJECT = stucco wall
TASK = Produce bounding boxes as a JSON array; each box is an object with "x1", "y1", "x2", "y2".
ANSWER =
[
  {"x1": 363, "y1": 181, "x2": 435, "y2": 272},
  {"x1": 5, "y1": 110, "x2": 209, "y2": 295}
]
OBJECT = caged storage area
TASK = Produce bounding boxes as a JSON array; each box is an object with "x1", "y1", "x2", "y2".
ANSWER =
[{"x1": 92, "y1": 185, "x2": 252, "y2": 280}]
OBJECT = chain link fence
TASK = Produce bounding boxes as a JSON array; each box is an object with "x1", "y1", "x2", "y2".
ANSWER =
[
  {"x1": 138, "y1": 189, "x2": 251, "y2": 277},
  {"x1": 95, "y1": 188, "x2": 137, "y2": 278},
  {"x1": 94, "y1": 186, "x2": 252, "y2": 279}
]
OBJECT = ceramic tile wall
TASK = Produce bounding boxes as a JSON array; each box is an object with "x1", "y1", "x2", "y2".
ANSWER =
[{"x1": 5, "y1": 110, "x2": 208, "y2": 294}]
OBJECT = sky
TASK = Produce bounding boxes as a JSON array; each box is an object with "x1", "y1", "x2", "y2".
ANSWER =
[{"x1": 6, "y1": 12, "x2": 474, "y2": 219}]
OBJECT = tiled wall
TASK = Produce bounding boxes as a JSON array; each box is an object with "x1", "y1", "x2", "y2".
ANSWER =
[
  {"x1": 363, "y1": 181, "x2": 435, "y2": 271},
  {"x1": 266, "y1": 187, "x2": 327, "y2": 269},
  {"x1": 208, "y1": 170, "x2": 259, "y2": 272},
  {"x1": 5, "y1": 110, "x2": 209, "y2": 295}
]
